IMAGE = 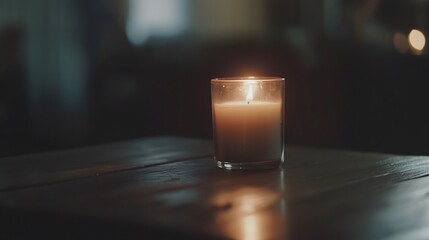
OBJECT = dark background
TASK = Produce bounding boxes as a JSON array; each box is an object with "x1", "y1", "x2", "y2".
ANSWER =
[{"x1": 0, "y1": 0, "x2": 428, "y2": 157}]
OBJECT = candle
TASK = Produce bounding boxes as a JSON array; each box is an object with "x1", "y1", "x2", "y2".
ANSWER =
[{"x1": 211, "y1": 77, "x2": 285, "y2": 170}]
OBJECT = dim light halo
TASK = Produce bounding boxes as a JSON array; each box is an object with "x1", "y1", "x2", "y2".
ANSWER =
[{"x1": 211, "y1": 77, "x2": 284, "y2": 83}]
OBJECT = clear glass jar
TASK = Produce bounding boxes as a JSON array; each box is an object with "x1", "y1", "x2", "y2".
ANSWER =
[{"x1": 211, "y1": 77, "x2": 285, "y2": 170}]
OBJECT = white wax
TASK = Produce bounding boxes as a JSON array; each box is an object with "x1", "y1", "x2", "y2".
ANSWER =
[{"x1": 213, "y1": 101, "x2": 282, "y2": 163}]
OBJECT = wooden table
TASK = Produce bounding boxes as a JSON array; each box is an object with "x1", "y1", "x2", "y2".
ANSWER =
[{"x1": 1, "y1": 136, "x2": 429, "y2": 239}]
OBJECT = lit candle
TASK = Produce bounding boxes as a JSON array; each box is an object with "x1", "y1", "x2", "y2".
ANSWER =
[{"x1": 211, "y1": 77, "x2": 285, "y2": 170}]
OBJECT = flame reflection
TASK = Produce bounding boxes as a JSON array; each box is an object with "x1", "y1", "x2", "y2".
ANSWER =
[{"x1": 211, "y1": 187, "x2": 280, "y2": 240}]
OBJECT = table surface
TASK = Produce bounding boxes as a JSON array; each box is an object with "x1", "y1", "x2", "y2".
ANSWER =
[{"x1": 1, "y1": 136, "x2": 429, "y2": 240}]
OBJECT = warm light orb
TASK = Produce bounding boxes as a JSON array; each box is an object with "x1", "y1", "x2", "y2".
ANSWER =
[
  {"x1": 393, "y1": 32, "x2": 409, "y2": 53},
  {"x1": 408, "y1": 29, "x2": 426, "y2": 52}
]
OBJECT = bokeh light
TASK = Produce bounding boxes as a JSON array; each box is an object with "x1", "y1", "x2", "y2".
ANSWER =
[
  {"x1": 393, "y1": 32, "x2": 409, "y2": 54},
  {"x1": 408, "y1": 29, "x2": 426, "y2": 53}
]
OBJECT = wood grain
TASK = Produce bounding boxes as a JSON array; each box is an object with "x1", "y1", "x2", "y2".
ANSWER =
[
  {"x1": 0, "y1": 136, "x2": 212, "y2": 191},
  {"x1": 1, "y1": 138, "x2": 429, "y2": 239}
]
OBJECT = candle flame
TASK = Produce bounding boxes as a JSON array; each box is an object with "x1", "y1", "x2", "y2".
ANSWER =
[{"x1": 246, "y1": 84, "x2": 254, "y2": 104}]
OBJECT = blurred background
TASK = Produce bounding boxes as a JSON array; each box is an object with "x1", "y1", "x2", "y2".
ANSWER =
[{"x1": 0, "y1": 0, "x2": 428, "y2": 157}]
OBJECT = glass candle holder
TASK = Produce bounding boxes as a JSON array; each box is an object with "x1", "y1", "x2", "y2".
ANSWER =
[{"x1": 211, "y1": 77, "x2": 285, "y2": 170}]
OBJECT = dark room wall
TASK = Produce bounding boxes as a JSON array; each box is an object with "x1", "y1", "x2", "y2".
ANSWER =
[{"x1": 0, "y1": 0, "x2": 429, "y2": 156}]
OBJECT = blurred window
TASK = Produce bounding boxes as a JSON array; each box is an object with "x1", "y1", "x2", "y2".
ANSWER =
[{"x1": 126, "y1": 0, "x2": 188, "y2": 46}]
